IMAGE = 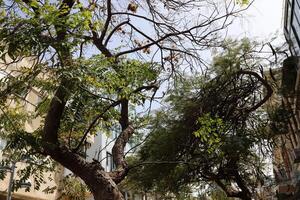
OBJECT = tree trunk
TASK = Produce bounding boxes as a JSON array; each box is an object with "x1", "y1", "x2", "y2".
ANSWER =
[
  {"x1": 41, "y1": 78, "x2": 132, "y2": 200},
  {"x1": 233, "y1": 170, "x2": 252, "y2": 200},
  {"x1": 84, "y1": 168, "x2": 124, "y2": 200},
  {"x1": 88, "y1": 174, "x2": 124, "y2": 200},
  {"x1": 43, "y1": 144, "x2": 124, "y2": 200}
]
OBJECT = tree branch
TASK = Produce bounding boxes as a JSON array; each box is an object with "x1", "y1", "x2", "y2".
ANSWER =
[
  {"x1": 104, "y1": 20, "x2": 130, "y2": 46},
  {"x1": 110, "y1": 124, "x2": 134, "y2": 183},
  {"x1": 73, "y1": 84, "x2": 157, "y2": 153},
  {"x1": 99, "y1": 0, "x2": 112, "y2": 43},
  {"x1": 114, "y1": 8, "x2": 248, "y2": 58},
  {"x1": 236, "y1": 70, "x2": 273, "y2": 113},
  {"x1": 43, "y1": 0, "x2": 75, "y2": 145},
  {"x1": 43, "y1": 79, "x2": 70, "y2": 144},
  {"x1": 73, "y1": 100, "x2": 122, "y2": 153}
]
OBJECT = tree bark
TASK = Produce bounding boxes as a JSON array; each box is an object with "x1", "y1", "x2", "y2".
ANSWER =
[
  {"x1": 42, "y1": 80, "x2": 125, "y2": 199},
  {"x1": 43, "y1": 144, "x2": 124, "y2": 200}
]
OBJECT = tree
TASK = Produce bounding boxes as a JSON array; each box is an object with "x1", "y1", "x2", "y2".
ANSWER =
[
  {"x1": 124, "y1": 39, "x2": 276, "y2": 200},
  {"x1": 0, "y1": 0, "x2": 250, "y2": 199}
]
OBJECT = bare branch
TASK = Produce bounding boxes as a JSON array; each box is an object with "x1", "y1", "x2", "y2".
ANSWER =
[
  {"x1": 99, "y1": 0, "x2": 112, "y2": 43},
  {"x1": 236, "y1": 70, "x2": 273, "y2": 113},
  {"x1": 104, "y1": 20, "x2": 130, "y2": 46},
  {"x1": 73, "y1": 100, "x2": 122, "y2": 153}
]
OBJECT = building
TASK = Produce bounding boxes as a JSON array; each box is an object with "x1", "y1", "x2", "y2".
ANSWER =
[
  {"x1": 284, "y1": 0, "x2": 300, "y2": 56},
  {"x1": 0, "y1": 56, "x2": 145, "y2": 200},
  {"x1": 272, "y1": 0, "x2": 300, "y2": 199},
  {"x1": 0, "y1": 57, "x2": 62, "y2": 200},
  {"x1": 271, "y1": 57, "x2": 300, "y2": 199}
]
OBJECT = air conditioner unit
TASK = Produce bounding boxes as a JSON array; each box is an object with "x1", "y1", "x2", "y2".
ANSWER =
[{"x1": 19, "y1": 179, "x2": 32, "y2": 188}]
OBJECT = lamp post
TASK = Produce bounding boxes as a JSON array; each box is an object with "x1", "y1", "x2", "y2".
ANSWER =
[
  {"x1": 6, "y1": 162, "x2": 16, "y2": 200},
  {"x1": 0, "y1": 161, "x2": 31, "y2": 200},
  {"x1": 0, "y1": 161, "x2": 16, "y2": 200},
  {"x1": 0, "y1": 140, "x2": 31, "y2": 200}
]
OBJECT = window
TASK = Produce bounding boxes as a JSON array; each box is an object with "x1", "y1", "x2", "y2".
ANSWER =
[
  {"x1": 111, "y1": 125, "x2": 121, "y2": 139},
  {"x1": 285, "y1": 0, "x2": 292, "y2": 33},
  {"x1": 290, "y1": 28, "x2": 300, "y2": 55},
  {"x1": 106, "y1": 152, "x2": 115, "y2": 172}
]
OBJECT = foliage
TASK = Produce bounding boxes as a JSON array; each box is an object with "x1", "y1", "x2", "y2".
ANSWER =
[
  {"x1": 209, "y1": 187, "x2": 233, "y2": 200},
  {"x1": 235, "y1": 0, "x2": 250, "y2": 5},
  {"x1": 268, "y1": 105, "x2": 293, "y2": 135},
  {"x1": 125, "y1": 39, "x2": 275, "y2": 199},
  {"x1": 212, "y1": 38, "x2": 256, "y2": 74},
  {"x1": 58, "y1": 175, "x2": 88, "y2": 200},
  {"x1": 193, "y1": 114, "x2": 225, "y2": 153},
  {"x1": 0, "y1": 0, "x2": 255, "y2": 199}
]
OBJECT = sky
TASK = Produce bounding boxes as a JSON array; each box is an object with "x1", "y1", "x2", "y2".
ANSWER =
[
  {"x1": 228, "y1": 0, "x2": 284, "y2": 40},
  {"x1": 227, "y1": 0, "x2": 285, "y2": 176},
  {"x1": 137, "y1": 0, "x2": 286, "y2": 112}
]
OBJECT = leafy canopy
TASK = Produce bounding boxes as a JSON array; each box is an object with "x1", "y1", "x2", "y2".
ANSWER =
[{"x1": 124, "y1": 39, "x2": 275, "y2": 199}]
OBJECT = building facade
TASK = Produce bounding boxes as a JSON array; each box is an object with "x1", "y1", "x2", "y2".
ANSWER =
[
  {"x1": 0, "y1": 56, "x2": 145, "y2": 200},
  {"x1": 284, "y1": 0, "x2": 300, "y2": 56},
  {"x1": 272, "y1": 0, "x2": 300, "y2": 198},
  {"x1": 272, "y1": 57, "x2": 300, "y2": 199},
  {"x1": 0, "y1": 57, "x2": 62, "y2": 200}
]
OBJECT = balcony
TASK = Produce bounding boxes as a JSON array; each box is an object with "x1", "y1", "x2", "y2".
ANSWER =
[{"x1": 281, "y1": 57, "x2": 299, "y2": 98}]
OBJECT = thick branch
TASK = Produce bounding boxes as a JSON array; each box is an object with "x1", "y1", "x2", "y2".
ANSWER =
[
  {"x1": 111, "y1": 124, "x2": 134, "y2": 181},
  {"x1": 43, "y1": 143, "x2": 123, "y2": 199},
  {"x1": 110, "y1": 100, "x2": 133, "y2": 182},
  {"x1": 215, "y1": 179, "x2": 250, "y2": 200},
  {"x1": 74, "y1": 84, "x2": 157, "y2": 153},
  {"x1": 236, "y1": 70, "x2": 273, "y2": 113},
  {"x1": 233, "y1": 170, "x2": 252, "y2": 200},
  {"x1": 43, "y1": 79, "x2": 69, "y2": 144},
  {"x1": 43, "y1": 0, "x2": 74, "y2": 146},
  {"x1": 119, "y1": 99, "x2": 129, "y2": 130},
  {"x1": 92, "y1": 34, "x2": 113, "y2": 57},
  {"x1": 56, "y1": 0, "x2": 75, "y2": 41}
]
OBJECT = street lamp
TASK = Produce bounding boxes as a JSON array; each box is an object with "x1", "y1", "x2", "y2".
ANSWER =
[{"x1": 0, "y1": 161, "x2": 32, "y2": 200}]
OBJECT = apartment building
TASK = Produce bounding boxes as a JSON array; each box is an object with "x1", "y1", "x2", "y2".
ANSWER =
[
  {"x1": 0, "y1": 56, "x2": 145, "y2": 200},
  {"x1": 0, "y1": 57, "x2": 62, "y2": 200},
  {"x1": 272, "y1": 0, "x2": 300, "y2": 199},
  {"x1": 284, "y1": 0, "x2": 300, "y2": 56}
]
